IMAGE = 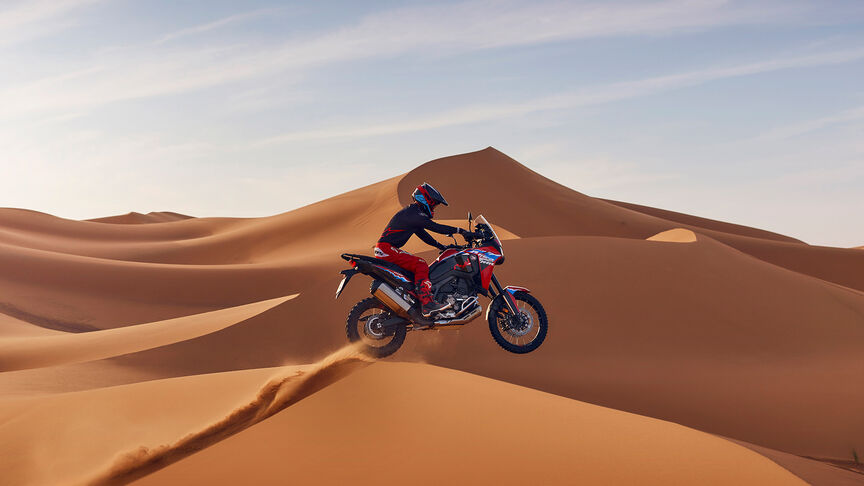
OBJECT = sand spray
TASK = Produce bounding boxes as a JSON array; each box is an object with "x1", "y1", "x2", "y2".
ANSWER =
[{"x1": 81, "y1": 343, "x2": 373, "y2": 486}]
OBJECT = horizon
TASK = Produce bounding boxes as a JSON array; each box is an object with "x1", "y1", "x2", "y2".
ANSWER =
[{"x1": 2, "y1": 0, "x2": 863, "y2": 247}]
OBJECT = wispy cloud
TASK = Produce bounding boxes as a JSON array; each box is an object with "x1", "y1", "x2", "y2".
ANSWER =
[
  {"x1": 257, "y1": 45, "x2": 864, "y2": 144},
  {"x1": 153, "y1": 7, "x2": 287, "y2": 46},
  {"x1": 0, "y1": 0, "x2": 829, "y2": 118},
  {"x1": 754, "y1": 105, "x2": 864, "y2": 140},
  {"x1": 515, "y1": 142, "x2": 682, "y2": 192},
  {"x1": 256, "y1": 0, "x2": 804, "y2": 71},
  {"x1": 0, "y1": 0, "x2": 101, "y2": 47},
  {"x1": 295, "y1": 0, "x2": 799, "y2": 54},
  {"x1": 1, "y1": 0, "x2": 860, "y2": 247}
]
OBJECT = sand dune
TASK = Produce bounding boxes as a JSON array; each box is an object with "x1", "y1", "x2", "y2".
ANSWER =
[
  {"x1": 88, "y1": 212, "x2": 193, "y2": 224},
  {"x1": 0, "y1": 176, "x2": 399, "y2": 266},
  {"x1": 0, "y1": 311, "x2": 62, "y2": 337},
  {"x1": 405, "y1": 234, "x2": 864, "y2": 460},
  {"x1": 1, "y1": 148, "x2": 859, "y2": 335},
  {"x1": 647, "y1": 227, "x2": 697, "y2": 242},
  {"x1": 93, "y1": 231, "x2": 864, "y2": 460},
  {"x1": 400, "y1": 148, "x2": 864, "y2": 291},
  {"x1": 0, "y1": 177, "x2": 403, "y2": 333},
  {"x1": 0, "y1": 295, "x2": 295, "y2": 372},
  {"x1": 1, "y1": 147, "x2": 862, "y2": 484},
  {"x1": 733, "y1": 439, "x2": 864, "y2": 486},
  {"x1": 603, "y1": 198, "x2": 803, "y2": 243},
  {"x1": 134, "y1": 363, "x2": 807, "y2": 486},
  {"x1": 0, "y1": 346, "x2": 370, "y2": 486},
  {"x1": 0, "y1": 243, "x2": 311, "y2": 332}
]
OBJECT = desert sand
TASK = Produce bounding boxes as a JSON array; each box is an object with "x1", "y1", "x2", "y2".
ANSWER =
[
  {"x1": 87, "y1": 212, "x2": 193, "y2": 224},
  {"x1": 134, "y1": 363, "x2": 806, "y2": 486},
  {"x1": 0, "y1": 147, "x2": 862, "y2": 485}
]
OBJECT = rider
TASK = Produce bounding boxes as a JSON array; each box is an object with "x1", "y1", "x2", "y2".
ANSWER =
[{"x1": 375, "y1": 182, "x2": 475, "y2": 317}]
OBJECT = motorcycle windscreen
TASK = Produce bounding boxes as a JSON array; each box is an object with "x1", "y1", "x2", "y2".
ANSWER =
[{"x1": 475, "y1": 215, "x2": 503, "y2": 256}]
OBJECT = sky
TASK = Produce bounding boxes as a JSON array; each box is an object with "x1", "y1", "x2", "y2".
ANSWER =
[{"x1": 1, "y1": 0, "x2": 862, "y2": 247}]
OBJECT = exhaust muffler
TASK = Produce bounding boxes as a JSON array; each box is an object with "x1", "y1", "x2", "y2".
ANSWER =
[{"x1": 370, "y1": 280, "x2": 412, "y2": 319}]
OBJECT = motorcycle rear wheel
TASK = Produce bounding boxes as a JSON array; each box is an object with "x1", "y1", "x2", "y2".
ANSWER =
[
  {"x1": 346, "y1": 297, "x2": 406, "y2": 358},
  {"x1": 488, "y1": 291, "x2": 548, "y2": 354}
]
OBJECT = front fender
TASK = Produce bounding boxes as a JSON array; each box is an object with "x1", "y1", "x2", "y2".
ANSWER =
[{"x1": 486, "y1": 286, "x2": 531, "y2": 320}]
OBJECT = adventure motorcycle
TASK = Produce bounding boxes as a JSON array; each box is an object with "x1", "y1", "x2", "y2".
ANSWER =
[{"x1": 336, "y1": 214, "x2": 548, "y2": 357}]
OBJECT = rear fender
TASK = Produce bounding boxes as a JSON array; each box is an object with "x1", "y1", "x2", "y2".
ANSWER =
[{"x1": 335, "y1": 269, "x2": 360, "y2": 299}]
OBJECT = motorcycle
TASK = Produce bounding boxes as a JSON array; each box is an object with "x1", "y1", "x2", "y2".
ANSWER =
[{"x1": 336, "y1": 213, "x2": 548, "y2": 357}]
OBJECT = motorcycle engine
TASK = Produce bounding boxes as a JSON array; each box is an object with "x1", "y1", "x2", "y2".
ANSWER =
[
  {"x1": 436, "y1": 279, "x2": 471, "y2": 299},
  {"x1": 444, "y1": 292, "x2": 472, "y2": 308}
]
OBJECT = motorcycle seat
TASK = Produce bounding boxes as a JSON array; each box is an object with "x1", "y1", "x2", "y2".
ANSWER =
[{"x1": 341, "y1": 253, "x2": 416, "y2": 284}]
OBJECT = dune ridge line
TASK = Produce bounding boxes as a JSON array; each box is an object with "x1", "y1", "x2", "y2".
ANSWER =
[
  {"x1": 647, "y1": 228, "x2": 698, "y2": 243},
  {"x1": 0, "y1": 294, "x2": 299, "y2": 372},
  {"x1": 81, "y1": 344, "x2": 373, "y2": 486}
]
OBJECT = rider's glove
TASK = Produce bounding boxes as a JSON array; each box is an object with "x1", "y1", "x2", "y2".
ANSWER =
[{"x1": 458, "y1": 228, "x2": 477, "y2": 240}]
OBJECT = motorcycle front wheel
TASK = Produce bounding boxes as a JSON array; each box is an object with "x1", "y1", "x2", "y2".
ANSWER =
[
  {"x1": 346, "y1": 297, "x2": 406, "y2": 358},
  {"x1": 488, "y1": 291, "x2": 548, "y2": 354}
]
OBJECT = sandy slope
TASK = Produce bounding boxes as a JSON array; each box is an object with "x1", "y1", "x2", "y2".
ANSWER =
[
  {"x1": 646, "y1": 227, "x2": 697, "y2": 242},
  {"x1": 0, "y1": 177, "x2": 402, "y2": 335},
  {"x1": 0, "y1": 148, "x2": 859, "y2": 334},
  {"x1": 399, "y1": 148, "x2": 864, "y2": 291},
  {"x1": 88, "y1": 212, "x2": 193, "y2": 224},
  {"x1": 0, "y1": 346, "x2": 370, "y2": 486},
  {"x1": 0, "y1": 311, "x2": 62, "y2": 337},
  {"x1": 403, "y1": 234, "x2": 864, "y2": 460},
  {"x1": 98, "y1": 231, "x2": 864, "y2": 460},
  {"x1": 0, "y1": 367, "x2": 285, "y2": 486},
  {"x1": 133, "y1": 363, "x2": 806, "y2": 486},
  {"x1": 732, "y1": 439, "x2": 864, "y2": 486},
  {"x1": 0, "y1": 295, "x2": 295, "y2": 371},
  {"x1": 1, "y1": 147, "x2": 863, "y2": 484},
  {"x1": 602, "y1": 198, "x2": 803, "y2": 243}
]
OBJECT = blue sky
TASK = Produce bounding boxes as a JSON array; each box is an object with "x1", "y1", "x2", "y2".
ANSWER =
[{"x1": 1, "y1": 0, "x2": 862, "y2": 246}]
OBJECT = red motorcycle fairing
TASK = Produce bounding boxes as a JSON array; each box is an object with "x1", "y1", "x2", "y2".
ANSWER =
[
  {"x1": 432, "y1": 246, "x2": 502, "y2": 289},
  {"x1": 467, "y1": 246, "x2": 502, "y2": 289},
  {"x1": 436, "y1": 248, "x2": 461, "y2": 261}
]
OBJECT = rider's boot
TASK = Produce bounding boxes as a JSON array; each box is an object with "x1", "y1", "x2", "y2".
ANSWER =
[
  {"x1": 417, "y1": 281, "x2": 450, "y2": 320},
  {"x1": 421, "y1": 300, "x2": 449, "y2": 317}
]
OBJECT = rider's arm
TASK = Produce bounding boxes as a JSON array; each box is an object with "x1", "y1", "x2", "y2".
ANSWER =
[
  {"x1": 406, "y1": 206, "x2": 459, "y2": 236},
  {"x1": 416, "y1": 229, "x2": 446, "y2": 250},
  {"x1": 422, "y1": 218, "x2": 459, "y2": 236}
]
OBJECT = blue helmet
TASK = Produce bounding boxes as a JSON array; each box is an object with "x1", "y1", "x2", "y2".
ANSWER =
[{"x1": 412, "y1": 182, "x2": 448, "y2": 216}]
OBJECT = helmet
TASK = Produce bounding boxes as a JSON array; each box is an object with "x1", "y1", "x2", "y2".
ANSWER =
[{"x1": 412, "y1": 182, "x2": 448, "y2": 216}]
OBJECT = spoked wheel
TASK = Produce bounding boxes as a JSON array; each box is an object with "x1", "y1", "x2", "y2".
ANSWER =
[
  {"x1": 346, "y1": 297, "x2": 406, "y2": 358},
  {"x1": 488, "y1": 291, "x2": 548, "y2": 354}
]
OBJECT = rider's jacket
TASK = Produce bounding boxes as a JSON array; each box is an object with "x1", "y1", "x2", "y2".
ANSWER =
[{"x1": 378, "y1": 203, "x2": 458, "y2": 249}]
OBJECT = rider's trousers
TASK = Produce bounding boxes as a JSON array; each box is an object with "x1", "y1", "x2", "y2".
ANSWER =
[{"x1": 373, "y1": 242, "x2": 433, "y2": 302}]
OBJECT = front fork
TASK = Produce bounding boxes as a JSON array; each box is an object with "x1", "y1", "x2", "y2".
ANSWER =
[{"x1": 490, "y1": 274, "x2": 520, "y2": 314}]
